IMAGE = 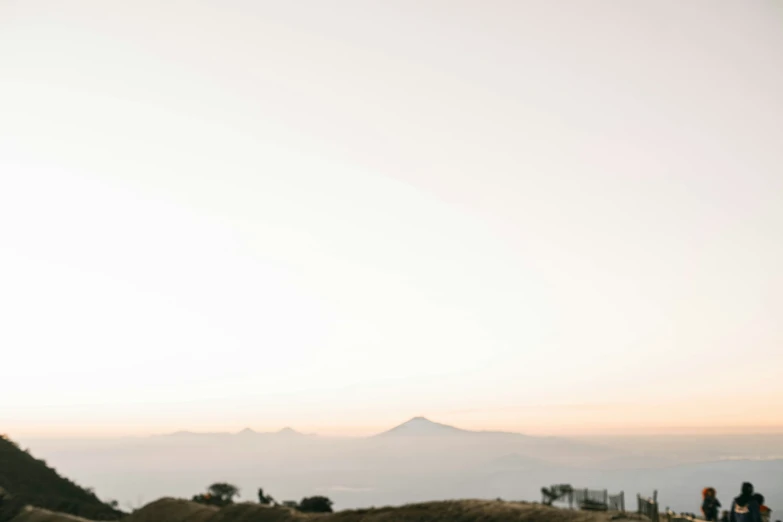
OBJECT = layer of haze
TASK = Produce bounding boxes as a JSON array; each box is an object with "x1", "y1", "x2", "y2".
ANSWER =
[{"x1": 1, "y1": 0, "x2": 782, "y2": 438}]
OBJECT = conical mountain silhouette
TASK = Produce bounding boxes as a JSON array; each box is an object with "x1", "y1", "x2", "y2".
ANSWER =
[{"x1": 376, "y1": 417, "x2": 468, "y2": 436}]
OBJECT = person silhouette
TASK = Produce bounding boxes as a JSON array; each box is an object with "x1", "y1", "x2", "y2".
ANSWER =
[
  {"x1": 730, "y1": 483, "x2": 761, "y2": 522},
  {"x1": 703, "y1": 488, "x2": 722, "y2": 522},
  {"x1": 753, "y1": 494, "x2": 771, "y2": 522}
]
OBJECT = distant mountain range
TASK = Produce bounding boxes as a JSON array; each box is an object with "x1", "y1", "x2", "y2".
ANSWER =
[
  {"x1": 158, "y1": 417, "x2": 475, "y2": 438},
  {"x1": 153, "y1": 416, "x2": 580, "y2": 442},
  {"x1": 160, "y1": 426, "x2": 311, "y2": 438}
]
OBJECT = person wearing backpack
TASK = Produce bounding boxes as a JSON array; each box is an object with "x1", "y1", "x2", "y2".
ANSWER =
[{"x1": 729, "y1": 483, "x2": 761, "y2": 522}]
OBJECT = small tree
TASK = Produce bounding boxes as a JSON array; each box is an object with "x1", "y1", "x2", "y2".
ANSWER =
[
  {"x1": 298, "y1": 496, "x2": 333, "y2": 513},
  {"x1": 208, "y1": 483, "x2": 239, "y2": 504},
  {"x1": 192, "y1": 483, "x2": 240, "y2": 507},
  {"x1": 541, "y1": 484, "x2": 573, "y2": 506}
]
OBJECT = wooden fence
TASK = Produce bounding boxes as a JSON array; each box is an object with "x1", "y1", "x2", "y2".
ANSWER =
[{"x1": 637, "y1": 491, "x2": 659, "y2": 522}]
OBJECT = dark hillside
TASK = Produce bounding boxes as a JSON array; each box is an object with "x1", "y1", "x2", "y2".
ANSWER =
[
  {"x1": 0, "y1": 435, "x2": 122, "y2": 522},
  {"x1": 124, "y1": 497, "x2": 627, "y2": 522}
]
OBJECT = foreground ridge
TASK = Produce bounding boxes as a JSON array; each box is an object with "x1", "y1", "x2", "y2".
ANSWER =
[{"x1": 42, "y1": 497, "x2": 630, "y2": 522}]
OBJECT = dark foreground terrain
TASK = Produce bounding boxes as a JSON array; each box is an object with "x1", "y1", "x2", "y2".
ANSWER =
[{"x1": 11, "y1": 498, "x2": 632, "y2": 522}]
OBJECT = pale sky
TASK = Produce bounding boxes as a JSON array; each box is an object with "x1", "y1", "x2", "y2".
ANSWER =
[{"x1": 1, "y1": 0, "x2": 782, "y2": 438}]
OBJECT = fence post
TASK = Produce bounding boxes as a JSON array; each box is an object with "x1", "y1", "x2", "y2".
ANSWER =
[
  {"x1": 620, "y1": 491, "x2": 625, "y2": 512},
  {"x1": 638, "y1": 494, "x2": 642, "y2": 515},
  {"x1": 653, "y1": 491, "x2": 659, "y2": 522},
  {"x1": 604, "y1": 490, "x2": 608, "y2": 507}
]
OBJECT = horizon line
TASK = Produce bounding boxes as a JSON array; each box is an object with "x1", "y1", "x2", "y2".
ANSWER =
[{"x1": 12, "y1": 416, "x2": 783, "y2": 440}]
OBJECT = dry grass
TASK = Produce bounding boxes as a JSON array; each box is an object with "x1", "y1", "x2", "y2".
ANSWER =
[
  {"x1": 209, "y1": 503, "x2": 312, "y2": 522},
  {"x1": 113, "y1": 498, "x2": 636, "y2": 522},
  {"x1": 10, "y1": 506, "x2": 97, "y2": 522},
  {"x1": 125, "y1": 498, "x2": 218, "y2": 522},
  {"x1": 331, "y1": 500, "x2": 622, "y2": 522},
  {"x1": 123, "y1": 500, "x2": 313, "y2": 522}
]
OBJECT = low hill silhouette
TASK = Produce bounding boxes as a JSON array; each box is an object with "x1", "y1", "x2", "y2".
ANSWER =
[{"x1": 0, "y1": 435, "x2": 122, "y2": 522}]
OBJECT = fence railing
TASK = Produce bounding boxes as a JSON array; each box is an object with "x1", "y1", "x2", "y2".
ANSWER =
[
  {"x1": 638, "y1": 491, "x2": 659, "y2": 522},
  {"x1": 608, "y1": 492, "x2": 626, "y2": 512},
  {"x1": 542, "y1": 485, "x2": 625, "y2": 511},
  {"x1": 573, "y1": 488, "x2": 607, "y2": 505},
  {"x1": 573, "y1": 488, "x2": 611, "y2": 510}
]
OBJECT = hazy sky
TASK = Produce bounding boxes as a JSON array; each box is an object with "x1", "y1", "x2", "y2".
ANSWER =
[{"x1": 1, "y1": 1, "x2": 782, "y2": 438}]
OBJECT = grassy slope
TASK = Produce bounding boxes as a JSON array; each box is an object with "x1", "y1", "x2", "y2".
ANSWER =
[
  {"x1": 332, "y1": 500, "x2": 616, "y2": 522},
  {"x1": 0, "y1": 435, "x2": 122, "y2": 522},
  {"x1": 126, "y1": 497, "x2": 624, "y2": 522}
]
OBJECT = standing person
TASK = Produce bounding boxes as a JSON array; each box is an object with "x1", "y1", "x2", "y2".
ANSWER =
[
  {"x1": 730, "y1": 483, "x2": 761, "y2": 522},
  {"x1": 703, "y1": 488, "x2": 722, "y2": 522},
  {"x1": 753, "y1": 494, "x2": 771, "y2": 522}
]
